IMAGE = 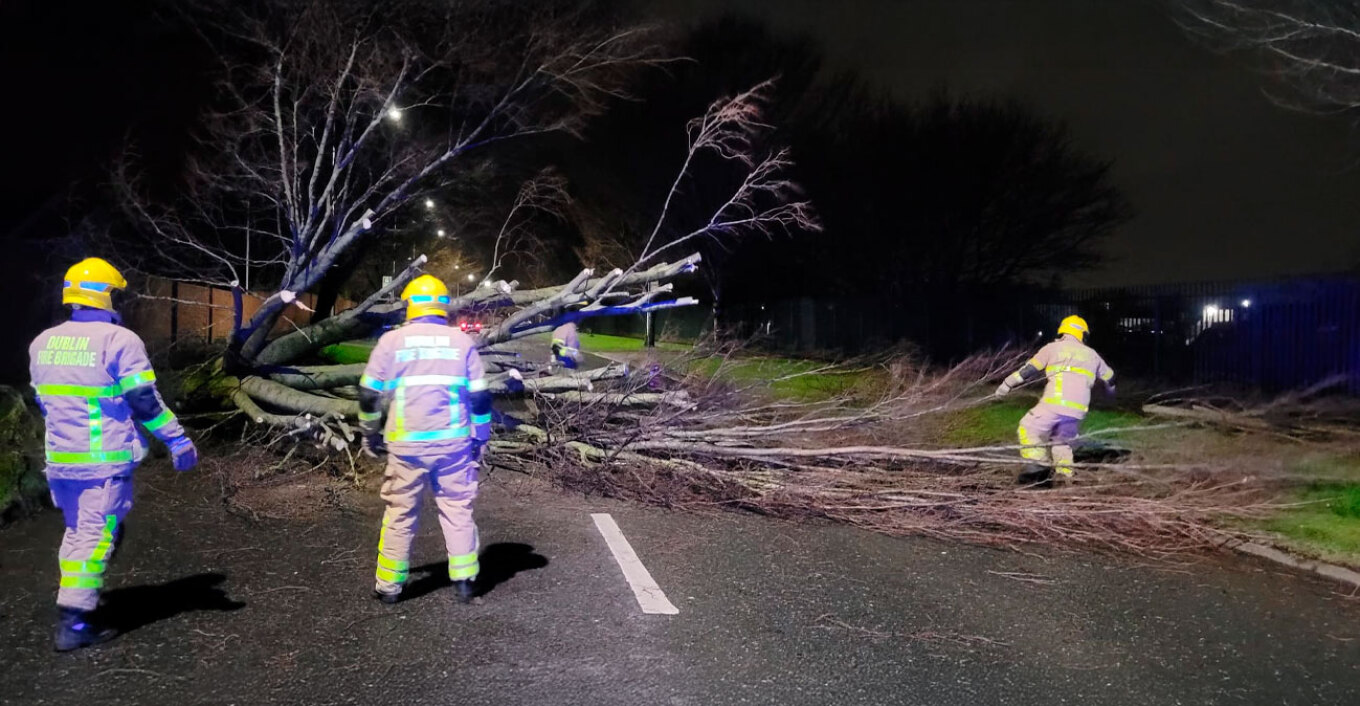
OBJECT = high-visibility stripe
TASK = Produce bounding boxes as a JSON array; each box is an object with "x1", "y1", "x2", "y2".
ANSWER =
[
  {"x1": 144, "y1": 408, "x2": 177, "y2": 433},
  {"x1": 468, "y1": 378, "x2": 489, "y2": 392},
  {"x1": 91, "y1": 515, "x2": 117, "y2": 561},
  {"x1": 377, "y1": 554, "x2": 409, "y2": 572},
  {"x1": 60, "y1": 575, "x2": 103, "y2": 589},
  {"x1": 60, "y1": 559, "x2": 107, "y2": 575},
  {"x1": 118, "y1": 370, "x2": 156, "y2": 392},
  {"x1": 448, "y1": 552, "x2": 479, "y2": 580},
  {"x1": 1017, "y1": 425, "x2": 1048, "y2": 462},
  {"x1": 471, "y1": 413, "x2": 492, "y2": 425},
  {"x1": 388, "y1": 426, "x2": 470, "y2": 442},
  {"x1": 34, "y1": 383, "x2": 121, "y2": 398},
  {"x1": 396, "y1": 375, "x2": 468, "y2": 388},
  {"x1": 393, "y1": 388, "x2": 407, "y2": 437},
  {"x1": 1047, "y1": 365, "x2": 1095, "y2": 379},
  {"x1": 1042, "y1": 397, "x2": 1089, "y2": 412},
  {"x1": 46, "y1": 450, "x2": 134, "y2": 464},
  {"x1": 358, "y1": 410, "x2": 381, "y2": 422},
  {"x1": 376, "y1": 553, "x2": 410, "y2": 583},
  {"x1": 376, "y1": 566, "x2": 407, "y2": 584},
  {"x1": 1100, "y1": 369, "x2": 1115, "y2": 382},
  {"x1": 360, "y1": 375, "x2": 389, "y2": 392},
  {"x1": 88, "y1": 399, "x2": 102, "y2": 452}
]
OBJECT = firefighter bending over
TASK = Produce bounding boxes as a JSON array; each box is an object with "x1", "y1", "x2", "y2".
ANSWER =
[
  {"x1": 550, "y1": 321, "x2": 581, "y2": 369},
  {"x1": 996, "y1": 315, "x2": 1114, "y2": 485},
  {"x1": 358, "y1": 275, "x2": 493, "y2": 604}
]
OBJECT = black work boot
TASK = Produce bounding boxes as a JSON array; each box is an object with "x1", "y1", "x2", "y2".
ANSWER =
[
  {"x1": 372, "y1": 590, "x2": 401, "y2": 605},
  {"x1": 54, "y1": 607, "x2": 117, "y2": 652},
  {"x1": 450, "y1": 579, "x2": 476, "y2": 604},
  {"x1": 1016, "y1": 464, "x2": 1054, "y2": 488}
]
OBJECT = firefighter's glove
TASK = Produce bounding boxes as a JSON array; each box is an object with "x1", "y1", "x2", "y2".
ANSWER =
[
  {"x1": 994, "y1": 382, "x2": 1013, "y2": 398},
  {"x1": 168, "y1": 436, "x2": 198, "y2": 472},
  {"x1": 362, "y1": 434, "x2": 387, "y2": 459}
]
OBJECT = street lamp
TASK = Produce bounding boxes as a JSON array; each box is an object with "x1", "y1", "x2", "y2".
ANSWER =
[
  {"x1": 386, "y1": 106, "x2": 403, "y2": 122},
  {"x1": 467, "y1": 274, "x2": 476, "y2": 282},
  {"x1": 424, "y1": 198, "x2": 435, "y2": 210},
  {"x1": 437, "y1": 229, "x2": 446, "y2": 238}
]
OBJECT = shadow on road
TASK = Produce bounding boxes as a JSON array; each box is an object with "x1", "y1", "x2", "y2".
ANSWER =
[
  {"x1": 403, "y1": 543, "x2": 548, "y2": 600},
  {"x1": 97, "y1": 572, "x2": 246, "y2": 634}
]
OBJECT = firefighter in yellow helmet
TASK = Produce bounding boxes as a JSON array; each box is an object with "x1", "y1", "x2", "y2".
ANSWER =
[
  {"x1": 29, "y1": 258, "x2": 198, "y2": 651},
  {"x1": 995, "y1": 315, "x2": 1115, "y2": 485},
  {"x1": 358, "y1": 275, "x2": 492, "y2": 604}
]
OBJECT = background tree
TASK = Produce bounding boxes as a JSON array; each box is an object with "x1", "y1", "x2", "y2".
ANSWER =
[
  {"x1": 1174, "y1": 0, "x2": 1360, "y2": 114},
  {"x1": 116, "y1": 0, "x2": 656, "y2": 363},
  {"x1": 555, "y1": 16, "x2": 1130, "y2": 356}
]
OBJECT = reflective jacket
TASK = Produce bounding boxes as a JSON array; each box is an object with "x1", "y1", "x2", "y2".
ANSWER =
[
  {"x1": 29, "y1": 317, "x2": 185, "y2": 480},
  {"x1": 1005, "y1": 335, "x2": 1114, "y2": 419},
  {"x1": 360, "y1": 321, "x2": 491, "y2": 457}
]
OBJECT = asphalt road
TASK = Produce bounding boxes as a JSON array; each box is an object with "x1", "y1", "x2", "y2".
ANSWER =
[{"x1": 1, "y1": 462, "x2": 1358, "y2": 706}]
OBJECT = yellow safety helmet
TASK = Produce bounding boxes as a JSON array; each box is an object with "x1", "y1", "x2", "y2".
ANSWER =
[
  {"x1": 1057, "y1": 315, "x2": 1090, "y2": 342},
  {"x1": 400, "y1": 274, "x2": 452, "y2": 320},
  {"x1": 62, "y1": 257, "x2": 128, "y2": 311}
]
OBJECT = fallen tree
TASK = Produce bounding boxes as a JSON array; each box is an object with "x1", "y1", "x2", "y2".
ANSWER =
[
  {"x1": 112, "y1": 0, "x2": 815, "y2": 437},
  {"x1": 482, "y1": 346, "x2": 1288, "y2": 556}
]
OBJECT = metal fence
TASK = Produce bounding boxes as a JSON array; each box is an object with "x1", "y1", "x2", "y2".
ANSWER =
[{"x1": 583, "y1": 276, "x2": 1360, "y2": 393}]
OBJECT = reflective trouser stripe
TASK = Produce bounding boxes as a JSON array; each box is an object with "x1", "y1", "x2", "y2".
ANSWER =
[
  {"x1": 376, "y1": 554, "x2": 409, "y2": 584},
  {"x1": 1017, "y1": 425, "x2": 1049, "y2": 462},
  {"x1": 92, "y1": 515, "x2": 117, "y2": 560},
  {"x1": 448, "y1": 552, "x2": 479, "y2": 580},
  {"x1": 1041, "y1": 397, "x2": 1089, "y2": 413},
  {"x1": 358, "y1": 410, "x2": 381, "y2": 422},
  {"x1": 376, "y1": 518, "x2": 409, "y2": 585},
  {"x1": 60, "y1": 575, "x2": 103, "y2": 589},
  {"x1": 470, "y1": 413, "x2": 492, "y2": 425},
  {"x1": 62, "y1": 515, "x2": 117, "y2": 590}
]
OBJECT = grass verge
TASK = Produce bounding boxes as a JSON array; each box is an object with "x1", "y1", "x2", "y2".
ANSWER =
[
  {"x1": 939, "y1": 397, "x2": 1146, "y2": 447},
  {"x1": 578, "y1": 333, "x2": 689, "y2": 353},
  {"x1": 1260, "y1": 454, "x2": 1360, "y2": 564}
]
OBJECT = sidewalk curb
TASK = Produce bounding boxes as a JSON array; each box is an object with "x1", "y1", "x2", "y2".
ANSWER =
[{"x1": 1233, "y1": 542, "x2": 1360, "y2": 589}]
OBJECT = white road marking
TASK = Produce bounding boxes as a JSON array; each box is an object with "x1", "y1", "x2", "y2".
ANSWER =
[{"x1": 591, "y1": 513, "x2": 679, "y2": 615}]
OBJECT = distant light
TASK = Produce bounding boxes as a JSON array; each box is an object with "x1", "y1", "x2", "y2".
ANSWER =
[
  {"x1": 424, "y1": 199, "x2": 435, "y2": 210},
  {"x1": 437, "y1": 229, "x2": 446, "y2": 237},
  {"x1": 454, "y1": 264, "x2": 460, "y2": 270},
  {"x1": 1203, "y1": 304, "x2": 1220, "y2": 318},
  {"x1": 386, "y1": 106, "x2": 403, "y2": 122},
  {"x1": 467, "y1": 274, "x2": 476, "y2": 282},
  {"x1": 1241, "y1": 299, "x2": 1252, "y2": 308}
]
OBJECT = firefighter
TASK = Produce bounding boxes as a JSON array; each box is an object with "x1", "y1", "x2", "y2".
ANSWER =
[
  {"x1": 995, "y1": 315, "x2": 1115, "y2": 484},
  {"x1": 550, "y1": 321, "x2": 581, "y2": 369},
  {"x1": 359, "y1": 275, "x2": 493, "y2": 604},
  {"x1": 29, "y1": 258, "x2": 198, "y2": 652}
]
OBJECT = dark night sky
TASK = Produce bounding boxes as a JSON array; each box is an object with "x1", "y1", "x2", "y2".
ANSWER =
[
  {"x1": 639, "y1": 0, "x2": 1360, "y2": 287},
  {"x1": 2, "y1": 0, "x2": 1359, "y2": 289}
]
